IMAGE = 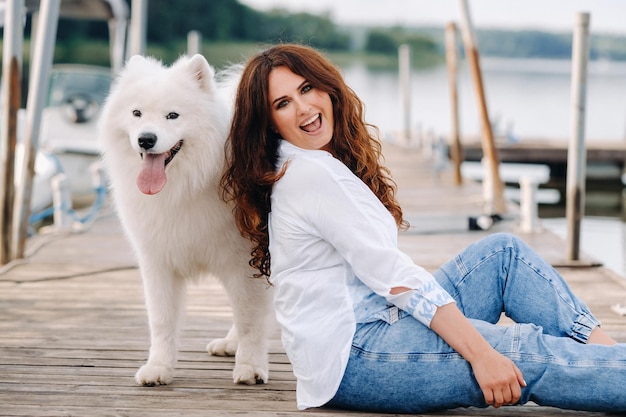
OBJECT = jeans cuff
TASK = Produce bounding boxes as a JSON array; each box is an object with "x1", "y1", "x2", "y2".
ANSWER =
[{"x1": 571, "y1": 312, "x2": 601, "y2": 343}]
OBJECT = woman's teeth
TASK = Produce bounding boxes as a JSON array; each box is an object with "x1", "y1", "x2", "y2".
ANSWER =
[{"x1": 301, "y1": 114, "x2": 321, "y2": 132}]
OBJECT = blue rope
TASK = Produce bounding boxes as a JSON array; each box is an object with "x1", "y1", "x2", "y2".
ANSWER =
[
  {"x1": 29, "y1": 206, "x2": 55, "y2": 224},
  {"x1": 67, "y1": 185, "x2": 108, "y2": 224},
  {"x1": 28, "y1": 185, "x2": 108, "y2": 226}
]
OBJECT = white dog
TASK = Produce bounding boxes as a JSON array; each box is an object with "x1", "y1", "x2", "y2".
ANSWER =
[{"x1": 99, "y1": 54, "x2": 273, "y2": 386}]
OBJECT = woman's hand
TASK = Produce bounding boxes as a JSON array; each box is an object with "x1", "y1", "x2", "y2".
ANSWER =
[
  {"x1": 469, "y1": 348, "x2": 526, "y2": 407},
  {"x1": 429, "y1": 303, "x2": 526, "y2": 407}
]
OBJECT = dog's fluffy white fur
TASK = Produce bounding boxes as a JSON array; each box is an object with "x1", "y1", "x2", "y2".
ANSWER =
[{"x1": 99, "y1": 54, "x2": 272, "y2": 386}]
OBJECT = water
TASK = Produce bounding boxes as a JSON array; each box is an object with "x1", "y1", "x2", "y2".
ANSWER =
[
  {"x1": 340, "y1": 57, "x2": 626, "y2": 278},
  {"x1": 543, "y1": 217, "x2": 626, "y2": 277},
  {"x1": 342, "y1": 57, "x2": 626, "y2": 141}
]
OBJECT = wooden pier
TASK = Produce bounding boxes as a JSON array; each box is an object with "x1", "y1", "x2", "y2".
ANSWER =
[
  {"x1": 1, "y1": 142, "x2": 626, "y2": 416},
  {"x1": 461, "y1": 137, "x2": 626, "y2": 183},
  {"x1": 460, "y1": 137, "x2": 626, "y2": 214},
  {"x1": 461, "y1": 138, "x2": 626, "y2": 164}
]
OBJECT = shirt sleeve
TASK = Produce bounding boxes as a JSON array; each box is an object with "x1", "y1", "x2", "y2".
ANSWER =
[{"x1": 282, "y1": 155, "x2": 454, "y2": 327}]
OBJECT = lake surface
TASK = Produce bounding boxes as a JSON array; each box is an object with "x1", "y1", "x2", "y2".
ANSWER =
[
  {"x1": 543, "y1": 217, "x2": 626, "y2": 277},
  {"x1": 342, "y1": 57, "x2": 626, "y2": 142},
  {"x1": 340, "y1": 57, "x2": 626, "y2": 278}
]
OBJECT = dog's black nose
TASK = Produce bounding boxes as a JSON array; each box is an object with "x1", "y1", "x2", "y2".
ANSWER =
[{"x1": 138, "y1": 133, "x2": 157, "y2": 150}]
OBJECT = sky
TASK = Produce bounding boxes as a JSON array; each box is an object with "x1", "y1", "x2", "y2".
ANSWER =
[{"x1": 240, "y1": 0, "x2": 626, "y2": 35}]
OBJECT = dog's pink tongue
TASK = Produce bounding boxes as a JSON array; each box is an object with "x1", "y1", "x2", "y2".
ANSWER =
[{"x1": 137, "y1": 153, "x2": 167, "y2": 195}]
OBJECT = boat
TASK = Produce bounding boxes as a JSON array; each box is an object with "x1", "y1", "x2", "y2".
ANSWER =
[
  {"x1": 9, "y1": 63, "x2": 113, "y2": 226},
  {"x1": 14, "y1": 142, "x2": 58, "y2": 216},
  {"x1": 38, "y1": 64, "x2": 112, "y2": 207},
  {"x1": 1, "y1": 0, "x2": 128, "y2": 229}
]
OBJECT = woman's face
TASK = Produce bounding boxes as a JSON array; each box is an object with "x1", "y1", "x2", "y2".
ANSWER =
[{"x1": 268, "y1": 66, "x2": 334, "y2": 151}]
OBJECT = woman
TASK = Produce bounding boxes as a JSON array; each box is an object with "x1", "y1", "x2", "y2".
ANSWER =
[{"x1": 221, "y1": 43, "x2": 626, "y2": 413}]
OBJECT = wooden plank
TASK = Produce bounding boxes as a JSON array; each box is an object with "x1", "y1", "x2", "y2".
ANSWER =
[{"x1": 0, "y1": 142, "x2": 624, "y2": 416}]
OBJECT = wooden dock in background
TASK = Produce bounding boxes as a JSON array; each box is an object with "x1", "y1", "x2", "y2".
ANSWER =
[
  {"x1": 1, "y1": 142, "x2": 626, "y2": 416},
  {"x1": 460, "y1": 138, "x2": 626, "y2": 213},
  {"x1": 461, "y1": 138, "x2": 626, "y2": 165}
]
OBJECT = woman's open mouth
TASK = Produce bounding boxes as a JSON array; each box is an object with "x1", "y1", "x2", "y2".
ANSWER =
[{"x1": 300, "y1": 114, "x2": 322, "y2": 132}]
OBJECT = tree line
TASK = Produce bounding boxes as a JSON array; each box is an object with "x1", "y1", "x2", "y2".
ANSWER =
[
  {"x1": 14, "y1": 0, "x2": 626, "y2": 66},
  {"x1": 46, "y1": 0, "x2": 438, "y2": 65}
]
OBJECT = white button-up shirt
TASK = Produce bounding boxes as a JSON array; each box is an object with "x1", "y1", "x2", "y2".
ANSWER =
[{"x1": 269, "y1": 140, "x2": 454, "y2": 410}]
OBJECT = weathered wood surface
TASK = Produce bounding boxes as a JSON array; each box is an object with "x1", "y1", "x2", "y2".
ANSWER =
[{"x1": 1, "y1": 142, "x2": 625, "y2": 416}]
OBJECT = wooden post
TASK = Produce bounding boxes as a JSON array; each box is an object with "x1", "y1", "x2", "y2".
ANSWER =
[
  {"x1": 13, "y1": 0, "x2": 60, "y2": 259},
  {"x1": 566, "y1": 12, "x2": 591, "y2": 261},
  {"x1": 445, "y1": 22, "x2": 463, "y2": 185},
  {"x1": 0, "y1": 0, "x2": 24, "y2": 265},
  {"x1": 458, "y1": 0, "x2": 506, "y2": 214},
  {"x1": 398, "y1": 44, "x2": 411, "y2": 144}
]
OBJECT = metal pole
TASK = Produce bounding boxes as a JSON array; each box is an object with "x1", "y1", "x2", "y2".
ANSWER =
[
  {"x1": 128, "y1": 0, "x2": 148, "y2": 57},
  {"x1": 187, "y1": 30, "x2": 202, "y2": 56},
  {"x1": 0, "y1": 0, "x2": 24, "y2": 264},
  {"x1": 109, "y1": 16, "x2": 128, "y2": 73},
  {"x1": 398, "y1": 44, "x2": 411, "y2": 144},
  {"x1": 106, "y1": 0, "x2": 130, "y2": 72},
  {"x1": 13, "y1": 0, "x2": 60, "y2": 259},
  {"x1": 519, "y1": 177, "x2": 540, "y2": 233},
  {"x1": 458, "y1": 0, "x2": 506, "y2": 214},
  {"x1": 566, "y1": 12, "x2": 591, "y2": 261}
]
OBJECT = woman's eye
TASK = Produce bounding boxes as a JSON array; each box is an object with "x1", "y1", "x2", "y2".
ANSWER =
[
  {"x1": 276, "y1": 100, "x2": 288, "y2": 109},
  {"x1": 132, "y1": 109, "x2": 141, "y2": 117},
  {"x1": 166, "y1": 112, "x2": 179, "y2": 120},
  {"x1": 302, "y1": 85, "x2": 312, "y2": 94}
]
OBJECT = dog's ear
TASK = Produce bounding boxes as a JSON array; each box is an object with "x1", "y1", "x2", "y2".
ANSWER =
[
  {"x1": 186, "y1": 54, "x2": 216, "y2": 93},
  {"x1": 109, "y1": 55, "x2": 162, "y2": 92},
  {"x1": 126, "y1": 54, "x2": 148, "y2": 67},
  {"x1": 124, "y1": 55, "x2": 162, "y2": 72},
  {"x1": 119, "y1": 55, "x2": 164, "y2": 84}
]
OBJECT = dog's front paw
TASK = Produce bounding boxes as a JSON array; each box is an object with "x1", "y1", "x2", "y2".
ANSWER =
[
  {"x1": 135, "y1": 363, "x2": 174, "y2": 386},
  {"x1": 233, "y1": 362, "x2": 269, "y2": 385},
  {"x1": 207, "y1": 337, "x2": 237, "y2": 357}
]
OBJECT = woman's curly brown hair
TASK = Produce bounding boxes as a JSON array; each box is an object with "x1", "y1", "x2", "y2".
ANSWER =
[{"x1": 221, "y1": 43, "x2": 407, "y2": 279}]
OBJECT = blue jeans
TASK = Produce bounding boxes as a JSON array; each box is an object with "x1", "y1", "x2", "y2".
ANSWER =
[{"x1": 327, "y1": 233, "x2": 626, "y2": 413}]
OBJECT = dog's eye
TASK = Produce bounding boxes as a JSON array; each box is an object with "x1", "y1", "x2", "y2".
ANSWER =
[
  {"x1": 132, "y1": 110, "x2": 141, "y2": 117},
  {"x1": 166, "y1": 112, "x2": 179, "y2": 120}
]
